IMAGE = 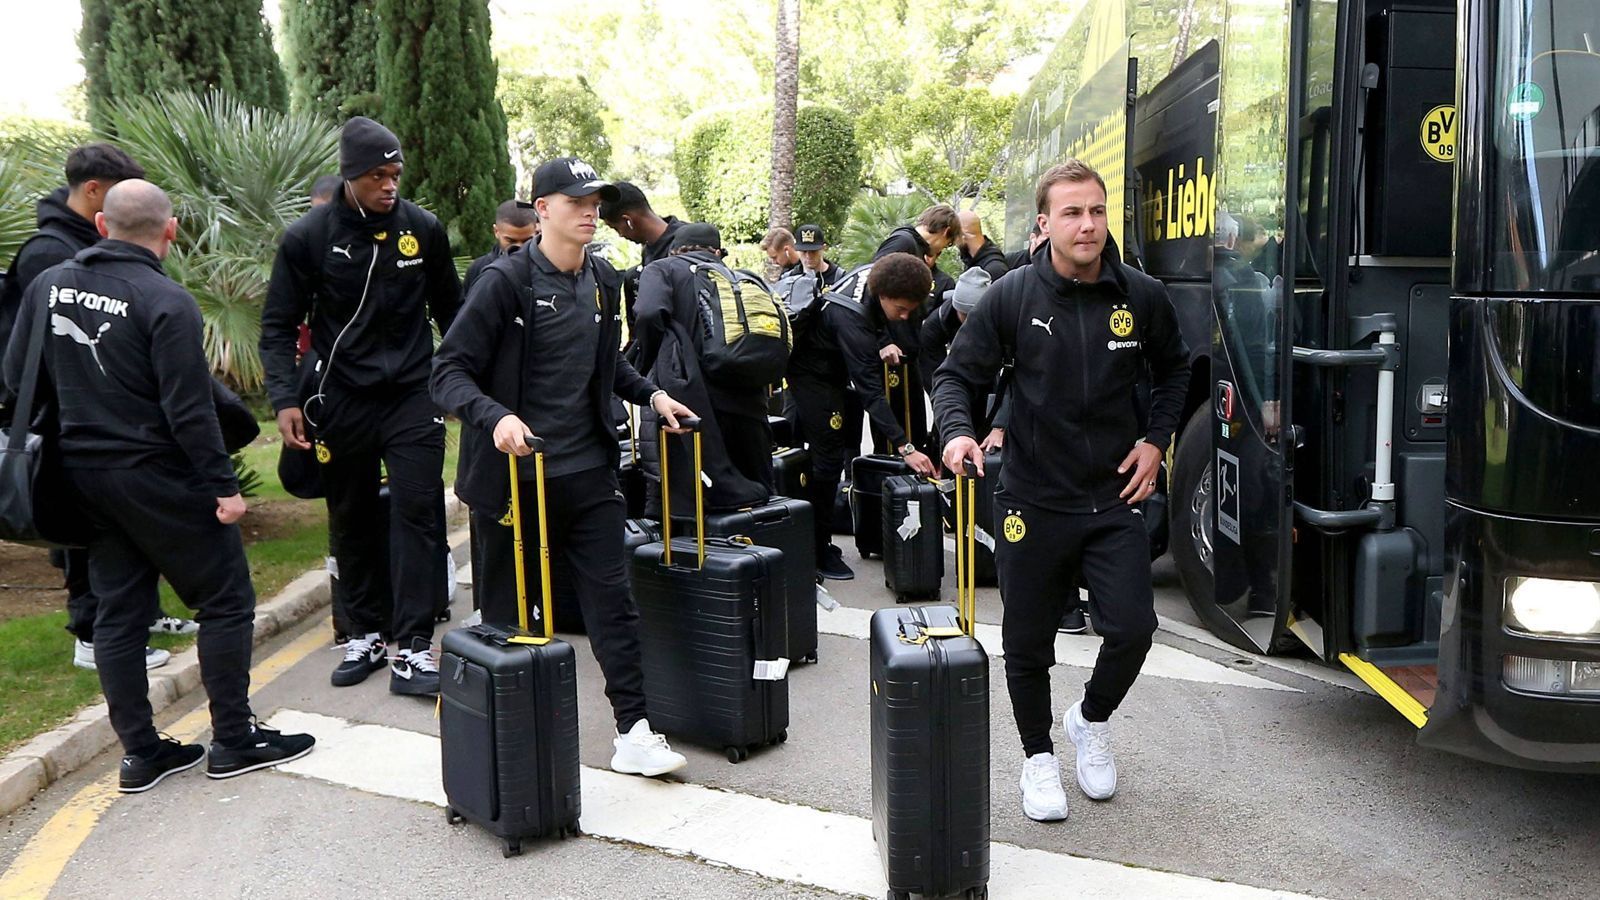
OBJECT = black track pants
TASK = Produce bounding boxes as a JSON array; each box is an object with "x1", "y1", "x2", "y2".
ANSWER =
[
  {"x1": 790, "y1": 377, "x2": 851, "y2": 562},
  {"x1": 67, "y1": 465, "x2": 256, "y2": 753},
  {"x1": 993, "y1": 492, "x2": 1157, "y2": 756},
  {"x1": 472, "y1": 466, "x2": 648, "y2": 732}
]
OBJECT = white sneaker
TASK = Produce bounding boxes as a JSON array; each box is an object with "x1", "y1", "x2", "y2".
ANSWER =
[
  {"x1": 610, "y1": 718, "x2": 687, "y2": 777},
  {"x1": 72, "y1": 640, "x2": 170, "y2": 671},
  {"x1": 1065, "y1": 700, "x2": 1117, "y2": 800},
  {"x1": 149, "y1": 616, "x2": 199, "y2": 635},
  {"x1": 1019, "y1": 752, "x2": 1069, "y2": 821}
]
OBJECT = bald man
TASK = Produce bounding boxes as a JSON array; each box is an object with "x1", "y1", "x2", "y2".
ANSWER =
[
  {"x1": 957, "y1": 210, "x2": 1011, "y2": 281},
  {"x1": 3, "y1": 180, "x2": 315, "y2": 793}
]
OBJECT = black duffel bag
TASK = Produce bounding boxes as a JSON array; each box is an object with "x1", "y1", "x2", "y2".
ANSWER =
[{"x1": 0, "y1": 291, "x2": 83, "y2": 546}]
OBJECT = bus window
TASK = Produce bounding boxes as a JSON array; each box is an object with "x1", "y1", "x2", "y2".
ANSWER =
[{"x1": 1489, "y1": 0, "x2": 1600, "y2": 293}]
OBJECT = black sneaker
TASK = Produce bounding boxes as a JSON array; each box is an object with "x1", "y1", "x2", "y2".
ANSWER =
[
  {"x1": 331, "y1": 633, "x2": 386, "y2": 687},
  {"x1": 390, "y1": 637, "x2": 440, "y2": 696},
  {"x1": 206, "y1": 720, "x2": 315, "y2": 779},
  {"x1": 1059, "y1": 606, "x2": 1088, "y2": 634},
  {"x1": 817, "y1": 546, "x2": 855, "y2": 581},
  {"x1": 119, "y1": 737, "x2": 205, "y2": 793}
]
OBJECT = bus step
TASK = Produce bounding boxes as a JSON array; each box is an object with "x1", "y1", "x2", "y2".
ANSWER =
[{"x1": 1338, "y1": 654, "x2": 1434, "y2": 728}]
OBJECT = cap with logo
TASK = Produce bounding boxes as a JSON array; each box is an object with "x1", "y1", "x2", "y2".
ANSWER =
[
  {"x1": 793, "y1": 224, "x2": 826, "y2": 251},
  {"x1": 533, "y1": 157, "x2": 621, "y2": 203},
  {"x1": 339, "y1": 116, "x2": 404, "y2": 181},
  {"x1": 945, "y1": 266, "x2": 992, "y2": 315}
]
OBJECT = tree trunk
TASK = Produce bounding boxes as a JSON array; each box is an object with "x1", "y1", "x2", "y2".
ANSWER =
[{"x1": 769, "y1": 0, "x2": 800, "y2": 229}]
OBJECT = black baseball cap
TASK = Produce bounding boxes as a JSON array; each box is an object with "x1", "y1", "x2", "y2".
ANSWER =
[
  {"x1": 532, "y1": 157, "x2": 620, "y2": 203},
  {"x1": 794, "y1": 224, "x2": 826, "y2": 251},
  {"x1": 670, "y1": 222, "x2": 723, "y2": 251}
]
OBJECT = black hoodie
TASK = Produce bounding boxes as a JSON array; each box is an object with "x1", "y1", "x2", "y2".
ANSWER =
[
  {"x1": 2, "y1": 241, "x2": 237, "y2": 495},
  {"x1": 1, "y1": 187, "x2": 103, "y2": 351},
  {"x1": 932, "y1": 240, "x2": 1189, "y2": 513},
  {"x1": 960, "y1": 236, "x2": 1010, "y2": 281},
  {"x1": 260, "y1": 198, "x2": 460, "y2": 414}
]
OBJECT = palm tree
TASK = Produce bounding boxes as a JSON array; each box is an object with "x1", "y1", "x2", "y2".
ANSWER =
[{"x1": 768, "y1": 0, "x2": 800, "y2": 231}]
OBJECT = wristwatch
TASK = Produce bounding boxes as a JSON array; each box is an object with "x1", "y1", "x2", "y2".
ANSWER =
[{"x1": 897, "y1": 442, "x2": 916, "y2": 458}]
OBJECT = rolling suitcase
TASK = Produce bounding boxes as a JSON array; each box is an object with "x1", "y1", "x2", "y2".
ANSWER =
[
  {"x1": 682, "y1": 497, "x2": 819, "y2": 665},
  {"x1": 870, "y1": 470, "x2": 990, "y2": 900},
  {"x1": 972, "y1": 450, "x2": 1002, "y2": 585},
  {"x1": 441, "y1": 438, "x2": 582, "y2": 857},
  {"x1": 882, "y1": 475, "x2": 943, "y2": 603},
  {"x1": 767, "y1": 414, "x2": 793, "y2": 449},
  {"x1": 772, "y1": 446, "x2": 809, "y2": 500},
  {"x1": 851, "y1": 454, "x2": 912, "y2": 558},
  {"x1": 631, "y1": 424, "x2": 792, "y2": 762}
]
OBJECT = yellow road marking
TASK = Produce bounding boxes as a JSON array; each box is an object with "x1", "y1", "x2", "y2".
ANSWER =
[
  {"x1": 0, "y1": 620, "x2": 331, "y2": 900},
  {"x1": 1338, "y1": 653, "x2": 1430, "y2": 729}
]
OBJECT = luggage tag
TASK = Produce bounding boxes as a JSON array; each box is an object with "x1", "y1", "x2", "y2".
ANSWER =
[
  {"x1": 897, "y1": 500, "x2": 922, "y2": 541},
  {"x1": 815, "y1": 582, "x2": 839, "y2": 611},
  {"x1": 507, "y1": 635, "x2": 551, "y2": 646},
  {"x1": 973, "y1": 525, "x2": 997, "y2": 553},
  {"x1": 753, "y1": 658, "x2": 791, "y2": 681}
]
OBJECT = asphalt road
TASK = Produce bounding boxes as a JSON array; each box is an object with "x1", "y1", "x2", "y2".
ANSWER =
[{"x1": 3, "y1": 536, "x2": 1598, "y2": 900}]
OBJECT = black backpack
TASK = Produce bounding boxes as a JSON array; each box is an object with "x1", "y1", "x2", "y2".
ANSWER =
[{"x1": 686, "y1": 257, "x2": 791, "y2": 386}]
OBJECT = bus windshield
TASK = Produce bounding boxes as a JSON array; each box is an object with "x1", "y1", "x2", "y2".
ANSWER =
[{"x1": 1491, "y1": 0, "x2": 1600, "y2": 293}]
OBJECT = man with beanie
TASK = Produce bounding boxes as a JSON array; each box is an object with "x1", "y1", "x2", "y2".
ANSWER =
[
  {"x1": 432, "y1": 157, "x2": 696, "y2": 779},
  {"x1": 261, "y1": 116, "x2": 461, "y2": 697},
  {"x1": 4, "y1": 180, "x2": 315, "y2": 792}
]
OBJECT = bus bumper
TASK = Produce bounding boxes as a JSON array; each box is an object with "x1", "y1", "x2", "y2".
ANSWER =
[{"x1": 1422, "y1": 504, "x2": 1600, "y2": 771}]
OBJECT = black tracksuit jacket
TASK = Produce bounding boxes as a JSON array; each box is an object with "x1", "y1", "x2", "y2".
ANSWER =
[
  {"x1": 1, "y1": 188, "x2": 102, "y2": 372},
  {"x1": 430, "y1": 242, "x2": 659, "y2": 513},
  {"x1": 260, "y1": 199, "x2": 461, "y2": 413},
  {"x1": 961, "y1": 237, "x2": 1011, "y2": 280},
  {"x1": 932, "y1": 241, "x2": 1189, "y2": 513},
  {"x1": 787, "y1": 295, "x2": 909, "y2": 449},
  {"x1": 2, "y1": 241, "x2": 237, "y2": 496}
]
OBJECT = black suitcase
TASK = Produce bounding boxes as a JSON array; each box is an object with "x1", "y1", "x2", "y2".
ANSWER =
[
  {"x1": 619, "y1": 438, "x2": 647, "y2": 519},
  {"x1": 881, "y1": 475, "x2": 943, "y2": 603},
  {"x1": 972, "y1": 450, "x2": 1002, "y2": 585},
  {"x1": 851, "y1": 455, "x2": 912, "y2": 558},
  {"x1": 631, "y1": 425, "x2": 791, "y2": 762},
  {"x1": 772, "y1": 446, "x2": 809, "y2": 500},
  {"x1": 681, "y1": 499, "x2": 818, "y2": 665},
  {"x1": 767, "y1": 414, "x2": 793, "y2": 449},
  {"x1": 442, "y1": 438, "x2": 582, "y2": 857},
  {"x1": 870, "y1": 473, "x2": 990, "y2": 900}
]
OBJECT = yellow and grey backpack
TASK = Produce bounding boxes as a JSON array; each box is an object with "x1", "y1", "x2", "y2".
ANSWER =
[{"x1": 688, "y1": 257, "x2": 792, "y2": 385}]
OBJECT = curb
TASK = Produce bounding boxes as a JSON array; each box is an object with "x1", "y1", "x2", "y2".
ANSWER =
[{"x1": 0, "y1": 495, "x2": 465, "y2": 820}]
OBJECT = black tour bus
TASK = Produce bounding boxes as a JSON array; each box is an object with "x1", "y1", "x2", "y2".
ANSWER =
[{"x1": 1006, "y1": 0, "x2": 1600, "y2": 770}]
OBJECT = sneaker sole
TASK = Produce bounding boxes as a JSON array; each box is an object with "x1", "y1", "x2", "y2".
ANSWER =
[
  {"x1": 73, "y1": 657, "x2": 171, "y2": 672},
  {"x1": 610, "y1": 755, "x2": 688, "y2": 778},
  {"x1": 205, "y1": 744, "x2": 314, "y2": 780},
  {"x1": 1057, "y1": 626, "x2": 1088, "y2": 635},
  {"x1": 119, "y1": 752, "x2": 206, "y2": 794},
  {"x1": 1021, "y1": 796, "x2": 1069, "y2": 822},
  {"x1": 329, "y1": 659, "x2": 386, "y2": 687},
  {"x1": 389, "y1": 677, "x2": 440, "y2": 696},
  {"x1": 817, "y1": 570, "x2": 855, "y2": 581}
]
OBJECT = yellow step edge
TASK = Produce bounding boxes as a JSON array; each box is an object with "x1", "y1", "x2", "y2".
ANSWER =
[{"x1": 1338, "y1": 653, "x2": 1429, "y2": 729}]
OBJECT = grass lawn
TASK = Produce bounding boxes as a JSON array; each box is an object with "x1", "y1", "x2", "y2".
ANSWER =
[{"x1": 0, "y1": 419, "x2": 461, "y2": 754}]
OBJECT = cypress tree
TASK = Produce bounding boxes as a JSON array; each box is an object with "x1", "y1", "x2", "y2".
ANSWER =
[
  {"x1": 375, "y1": 0, "x2": 512, "y2": 256},
  {"x1": 282, "y1": 0, "x2": 381, "y2": 120},
  {"x1": 79, "y1": 0, "x2": 288, "y2": 130}
]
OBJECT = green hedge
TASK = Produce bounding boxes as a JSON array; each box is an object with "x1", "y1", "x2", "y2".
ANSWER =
[{"x1": 675, "y1": 104, "x2": 861, "y2": 243}]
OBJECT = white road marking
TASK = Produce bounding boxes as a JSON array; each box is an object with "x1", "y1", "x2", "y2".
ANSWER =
[
  {"x1": 267, "y1": 710, "x2": 1325, "y2": 900},
  {"x1": 818, "y1": 605, "x2": 1297, "y2": 692}
]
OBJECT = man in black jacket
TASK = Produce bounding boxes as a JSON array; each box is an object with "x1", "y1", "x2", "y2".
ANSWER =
[
  {"x1": 789, "y1": 252, "x2": 938, "y2": 581},
  {"x1": 1005, "y1": 221, "x2": 1047, "y2": 271},
  {"x1": 432, "y1": 157, "x2": 695, "y2": 778},
  {"x1": 4, "y1": 181, "x2": 315, "y2": 792},
  {"x1": 0, "y1": 143, "x2": 187, "y2": 670},
  {"x1": 934, "y1": 160, "x2": 1189, "y2": 823},
  {"x1": 260, "y1": 116, "x2": 461, "y2": 697},
  {"x1": 463, "y1": 200, "x2": 539, "y2": 295},
  {"x1": 958, "y1": 210, "x2": 1011, "y2": 281},
  {"x1": 600, "y1": 182, "x2": 683, "y2": 333}
]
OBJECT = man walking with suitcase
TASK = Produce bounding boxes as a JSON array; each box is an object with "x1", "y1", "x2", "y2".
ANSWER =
[
  {"x1": 933, "y1": 160, "x2": 1189, "y2": 822},
  {"x1": 4, "y1": 181, "x2": 315, "y2": 791},
  {"x1": 432, "y1": 157, "x2": 695, "y2": 778},
  {"x1": 261, "y1": 116, "x2": 461, "y2": 697}
]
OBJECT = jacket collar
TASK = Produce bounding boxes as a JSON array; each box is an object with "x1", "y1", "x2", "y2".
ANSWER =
[
  {"x1": 75, "y1": 239, "x2": 164, "y2": 271},
  {"x1": 1028, "y1": 233, "x2": 1128, "y2": 298}
]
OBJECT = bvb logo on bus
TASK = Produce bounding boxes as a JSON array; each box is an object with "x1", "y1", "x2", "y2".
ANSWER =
[
  {"x1": 1420, "y1": 105, "x2": 1457, "y2": 163},
  {"x1": 1003, "y1": 513, "x2": 1027, "y2": 543},
  {"x1": 1109, "y1": 307, "x2": 1135, "y2": 338},
  {"x1": 398, "y1": 233, "x2": 420, "y2": 257}
]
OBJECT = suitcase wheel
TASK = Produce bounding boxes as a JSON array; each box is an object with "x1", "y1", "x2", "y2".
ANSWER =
[
  {"x1": 444, "y1": 806, "x2": 463, "y2": 825},
  {"x1": 502, "y1": 838, "x2": 523, "y2": 858},
  {"x1": 565, "y1": 825, "x2": 583, "y2": 839},
  {"x1": 888, "y1": 892, "x2": 910, "y2": 900},
  {"x1": 802, "y1": 650, "x2": 819, "y2": 664},
  {"x1": 725, "y1": 745, "x2": 749, "y2": 763},
  {"x1": 777, "y1": 729, "x2": 788, "y2": 744},
  {"x1": 966, "y1": 888, "x2": 988, "y2": 900}
]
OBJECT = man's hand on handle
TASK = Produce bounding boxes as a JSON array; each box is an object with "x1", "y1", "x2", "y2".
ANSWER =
[
  {"x1": 878, "y1": 344, "x2": 903, "y2": 365},
  {"x1": 905, "y1": 450, "x2": 937, "y2": 477},
  {"x1": 979, "y1": 427, "x2": 1005, "y2": 452},
  {"x1": 216, "y1": 494, "x2": 247, "y2": 525},
  {"x1": 942, "y1": 435, "x2": 985, "y2": 477},
  {"x1": 494, "y1": 414, "x2": 537, "y2": 456},
  {"x1": 651, "y1": 391, "x2": 696, "y2": 433},
  {"x1": 276, "y1": 407, "x2": 310, "y2": 450},
  {"x1": 1118, "y1": 440, "x2": 1163, "y2": 505}
]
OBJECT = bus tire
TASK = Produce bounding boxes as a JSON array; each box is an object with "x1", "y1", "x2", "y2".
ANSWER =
[{"x1": 1169, "y1": 403, "x2": 1217, "y2": 622}]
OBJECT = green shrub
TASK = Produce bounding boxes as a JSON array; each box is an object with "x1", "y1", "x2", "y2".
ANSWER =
[
  {"x1": 834, "y1": 193, "x2": 928, "y2": 268},
  {"x1": 676, "y1": 104, "x2": 861, "y2": 243}
]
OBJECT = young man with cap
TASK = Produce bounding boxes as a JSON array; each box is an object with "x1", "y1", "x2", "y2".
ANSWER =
[
  {"x1": 261, "y1": 115, "x2": 462, "y2": 697},
  {"x1": 464, "y1": 200, "x2": 540, "y2": 296},
  {"x1": 432, "y1": 157, "x2": 696, "y2": 778},
  {"x1": 0, "y1": 143, "x2": 193, "y2": 671},
  {"x1": 788, "y1": 252, "x2": 939, "y2": 581},
  {"x1": 958, "y1": 210, "x2": 1012, "y2": 281},
  {"x1": 933, "y1": 159, "x2": 1189, "y2": 823},
  {"x1": 4, "y1": 180, "x2": 316, "y2": 792},
  {"x1": 789, "y1": 224, "x2": 845, "y2": 285},
  {"x1": 630, "y1": 222, "x2": 774, "y2": 507}
]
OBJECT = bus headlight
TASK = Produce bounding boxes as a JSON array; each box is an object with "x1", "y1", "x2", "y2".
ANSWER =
[{"x1": 1505, "y1": 577, "x2": 1600, "y2": 636}]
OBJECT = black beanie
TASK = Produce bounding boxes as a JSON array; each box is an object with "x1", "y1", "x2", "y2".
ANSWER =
[{"x1": 339, "y1": 116, "x2": 403, "y2": 181}]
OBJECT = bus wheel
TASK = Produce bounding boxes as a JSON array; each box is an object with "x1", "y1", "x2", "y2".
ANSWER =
[{"x1": 1170, "y1": 404, "x2": 1216, "y2": 610}]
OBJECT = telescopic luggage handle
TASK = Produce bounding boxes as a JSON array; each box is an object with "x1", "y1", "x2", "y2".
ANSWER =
[
  {"x1": 880, "y1": 361, "x2": 913, "y2": 455},
  {"x1": 506, "y1": 434, "x2": 554, "y2": 640},
  {"x1": 953, "y1": 461, "x2": 979, "y2": 638},
  {"x1": 657, "y1": 416, "x2": 705, "y2": 569}
]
